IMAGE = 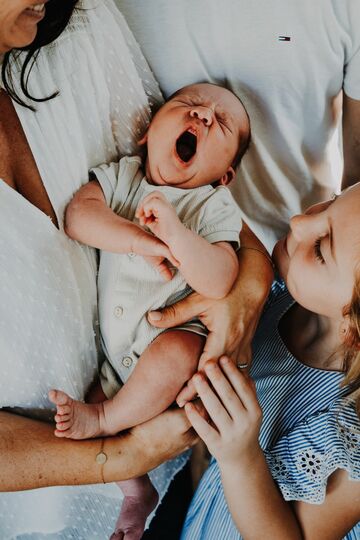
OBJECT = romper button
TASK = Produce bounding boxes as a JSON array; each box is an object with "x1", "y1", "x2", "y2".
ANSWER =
[
  {"x1": 122, "y1": 356, "x2": 133, "y2": 368},
  {"x1": 113, "y1": 306, "x2": 123, "y2": 318}
]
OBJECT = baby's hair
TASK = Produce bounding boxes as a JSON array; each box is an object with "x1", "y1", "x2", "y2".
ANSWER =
[{"x1": 342, "y1": 265, "x2": 360, "y2": 415}]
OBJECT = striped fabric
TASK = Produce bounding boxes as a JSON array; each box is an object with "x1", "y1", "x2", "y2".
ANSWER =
[{"x1": 181, "y1": 280, "x2": 360, "y2": 539}]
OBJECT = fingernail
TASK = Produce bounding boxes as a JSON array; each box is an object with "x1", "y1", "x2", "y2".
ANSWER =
[
  {"x1": 177, "y1": 399, "x2": 185, "y2": 407},
  {"x1": 220, "y1": 356, "x2": 230, "y2": 365},
  {"x1": 149, "y1": 311, "x2": 161, "y2": 321}
]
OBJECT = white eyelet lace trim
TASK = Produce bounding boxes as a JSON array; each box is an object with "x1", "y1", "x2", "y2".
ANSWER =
[{"x1": 265, "y1": 413, "x2": 360, "y2": 504}]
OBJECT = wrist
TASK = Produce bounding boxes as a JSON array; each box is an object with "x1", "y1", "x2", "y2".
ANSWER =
[
  {"x1": 218, "y1": 444, "x2": 264, "y2": 477},
  {"x1": 130, "y1": 224, "x2": 153, "y2": 254},
  {"x1": 237, "y1": 249, "x2": 273, "y2": 300},
  {"x1": 164, "y1": 221, "x2": 188, "y2": 255},
  {"x1": 240, "y1": 246, "x2": 274, "y2": 274}
]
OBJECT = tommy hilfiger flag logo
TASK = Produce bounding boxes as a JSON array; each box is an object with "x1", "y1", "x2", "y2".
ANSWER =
[{"x1": 278, "y1": 36, "x2": 291, "y2": 41}]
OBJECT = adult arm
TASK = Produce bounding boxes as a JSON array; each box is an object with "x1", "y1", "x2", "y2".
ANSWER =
[
  {"x1": 185, "y1": 359, "x2": 360, "y2": 540},
  {"x1": 342, "y1": 93, "x2": 360, "y2": 189},
  {"x1": 0, "y1": 408, "x2": 196, "y2": 491}
]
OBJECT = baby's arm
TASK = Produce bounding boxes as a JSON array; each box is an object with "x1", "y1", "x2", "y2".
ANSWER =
[
  {"x1": 65, "y1": 181, "x2": 177, "y2": 279},
  {"x1": 136, "y1": 191, "x2": 238, "y2": 299}
]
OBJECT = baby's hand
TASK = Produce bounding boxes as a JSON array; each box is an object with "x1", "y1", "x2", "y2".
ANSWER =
[
  {"x1": 143, "y1": 255, "x2": 176, "y2": 282},
  {"x1": 183, "y1": 357, "x2": 262, "y2": 467},
  {"x1": 131, "y1": 228, "x2": 179, "y2": 281},
  {"x1": 136, "y1": 191, "x2": 182, "y2": 245}
]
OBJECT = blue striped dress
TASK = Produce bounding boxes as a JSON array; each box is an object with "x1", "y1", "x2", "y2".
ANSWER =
[{"x1": 181, "y1": 280, "x2": 360, "y2": 539}]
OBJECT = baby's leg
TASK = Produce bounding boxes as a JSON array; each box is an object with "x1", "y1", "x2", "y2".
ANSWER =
[
  {"x1": 49, "y1": 330, "x2": 204, "y2": 438},
  {"x1": 101, "y1": 330, "x2": 205, "y2": 434}
]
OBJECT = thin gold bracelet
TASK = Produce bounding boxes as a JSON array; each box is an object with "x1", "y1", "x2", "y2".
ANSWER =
[
  {"x1": 95, "y1": 438, "x2": 108, "y2": 484},
  {"x1": 240, "y1": 245, "x2": 275, "y2": 270}
]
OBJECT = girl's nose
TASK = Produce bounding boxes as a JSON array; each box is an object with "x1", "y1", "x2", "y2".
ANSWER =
[
  {"x1": 189, "y1": 106, "x2": 214, "y2": 126},
  {"x1": 290, "y1": 213, "x2": 324, "y2": 242}
]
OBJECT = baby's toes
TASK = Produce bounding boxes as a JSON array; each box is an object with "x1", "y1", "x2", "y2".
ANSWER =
[
  {"x1": 54, "y1": 428, "x2": 71, "y2": 438},
  {"x1": 55, "y1": 413, "x2": 71, "y2": 423},
  {"x1": 55, "y1": 418, "x2": 72, "y2": 432},
  {"x1": 49, "y1": 389, "x2": 72, "y2": 407},
  {"x1": 56, "y1": 404, "x2": 71, "y2": 416}
]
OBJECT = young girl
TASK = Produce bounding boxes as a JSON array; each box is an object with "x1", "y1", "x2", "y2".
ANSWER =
[{"x1": 179, "y1": 184, "x2": 360, "y2": 539}]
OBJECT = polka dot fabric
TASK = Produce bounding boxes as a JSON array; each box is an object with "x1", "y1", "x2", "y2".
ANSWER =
[{"x1": 0, "y1": 1, "x2": 188, "y2": 537}]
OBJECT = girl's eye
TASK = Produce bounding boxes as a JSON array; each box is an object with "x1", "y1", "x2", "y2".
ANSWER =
[{"x1": 314, "y1": 237, "x2": 325, "y2": 264}]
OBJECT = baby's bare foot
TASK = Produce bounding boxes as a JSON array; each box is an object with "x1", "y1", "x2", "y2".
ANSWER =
[
  {"x1": 48, "y1": 389, "x2": 103, "y2": 439},
  {"x1": 110, "y1": 484, "x2": 159, "y2": 540}
]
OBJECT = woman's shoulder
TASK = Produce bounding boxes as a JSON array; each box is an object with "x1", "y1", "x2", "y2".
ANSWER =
[{"x1": 265, "y1": 397, "x2": 360, "y2": 504}]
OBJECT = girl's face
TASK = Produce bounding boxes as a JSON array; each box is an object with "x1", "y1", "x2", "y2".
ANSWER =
[
  {"x1": 273, "y1": 183, "x2": 360, "y2": 320},
  {"x1": 0, "y1": 1, "x2": 46, "y2": 53}
]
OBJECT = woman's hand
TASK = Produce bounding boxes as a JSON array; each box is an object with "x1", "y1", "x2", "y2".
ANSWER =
[
  {"x1": 184, "y1": 357, "x2": 262, "y2": 467},
  {"x1": 127, "y1": 407, "x2": 198, "y2": 472}
]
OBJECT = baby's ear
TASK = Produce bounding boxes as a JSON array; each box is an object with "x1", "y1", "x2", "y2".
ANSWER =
[
  {"x1": 138, "y1": 131, "x2": 148, "y2": 146},
  {"x1": 218, "y1": 166, "x2": 235, "y2": 186}
]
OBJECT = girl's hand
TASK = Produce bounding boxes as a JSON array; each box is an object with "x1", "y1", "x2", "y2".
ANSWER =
[
  {"x1": 184, "y1": 357, "x2": 262, "y2": 467},
  {"x1": 136, "y1": 191, "x2": 182, "y2": 245}
]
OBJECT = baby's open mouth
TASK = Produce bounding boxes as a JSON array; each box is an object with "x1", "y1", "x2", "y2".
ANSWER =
[{"x1": 176, "y1": 130, "x2": 197, "y2": 162}]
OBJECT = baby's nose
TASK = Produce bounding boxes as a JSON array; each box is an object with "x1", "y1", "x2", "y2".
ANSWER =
[{"x1": 189, "y1": 106, "x2": 213, "y2": 126}]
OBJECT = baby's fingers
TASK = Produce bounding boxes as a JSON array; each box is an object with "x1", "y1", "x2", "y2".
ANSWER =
[
  {"x1": 144, "y1": 256, "x2": 173, "y2": 281},
  {"x1": 164, "y1": 248, "x2": 179, "y2": 268}
]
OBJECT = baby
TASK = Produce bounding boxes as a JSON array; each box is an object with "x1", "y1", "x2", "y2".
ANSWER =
[{"x1": 49, "y1": 83, "x2": 250, "y2": 539}]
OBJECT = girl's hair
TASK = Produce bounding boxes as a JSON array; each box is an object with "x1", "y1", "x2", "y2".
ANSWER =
[
  {"x1": 1, "y1": 0, "x2": 78, "y2": 111},
  {"x1": 343, "y1": 267, "x2": 360, "y2": 415}
]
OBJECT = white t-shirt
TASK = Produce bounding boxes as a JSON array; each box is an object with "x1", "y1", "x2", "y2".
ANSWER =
[{"x1": 117, "y1": 0, "x2": 360, "y2": 249}]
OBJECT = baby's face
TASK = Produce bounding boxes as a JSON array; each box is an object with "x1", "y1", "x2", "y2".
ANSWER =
[{"x1": 143, "y1": 83, "x2": 249, "y2": 189}]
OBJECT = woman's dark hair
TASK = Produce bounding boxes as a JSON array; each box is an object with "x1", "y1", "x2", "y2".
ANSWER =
[{"x1": 1, "y1": 0, "x2": 79, "y2": 111}]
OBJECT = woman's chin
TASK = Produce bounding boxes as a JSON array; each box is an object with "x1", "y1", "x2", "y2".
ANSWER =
[{"x1": 8, "y1": 22, "x2": 39, "y2": 50}]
